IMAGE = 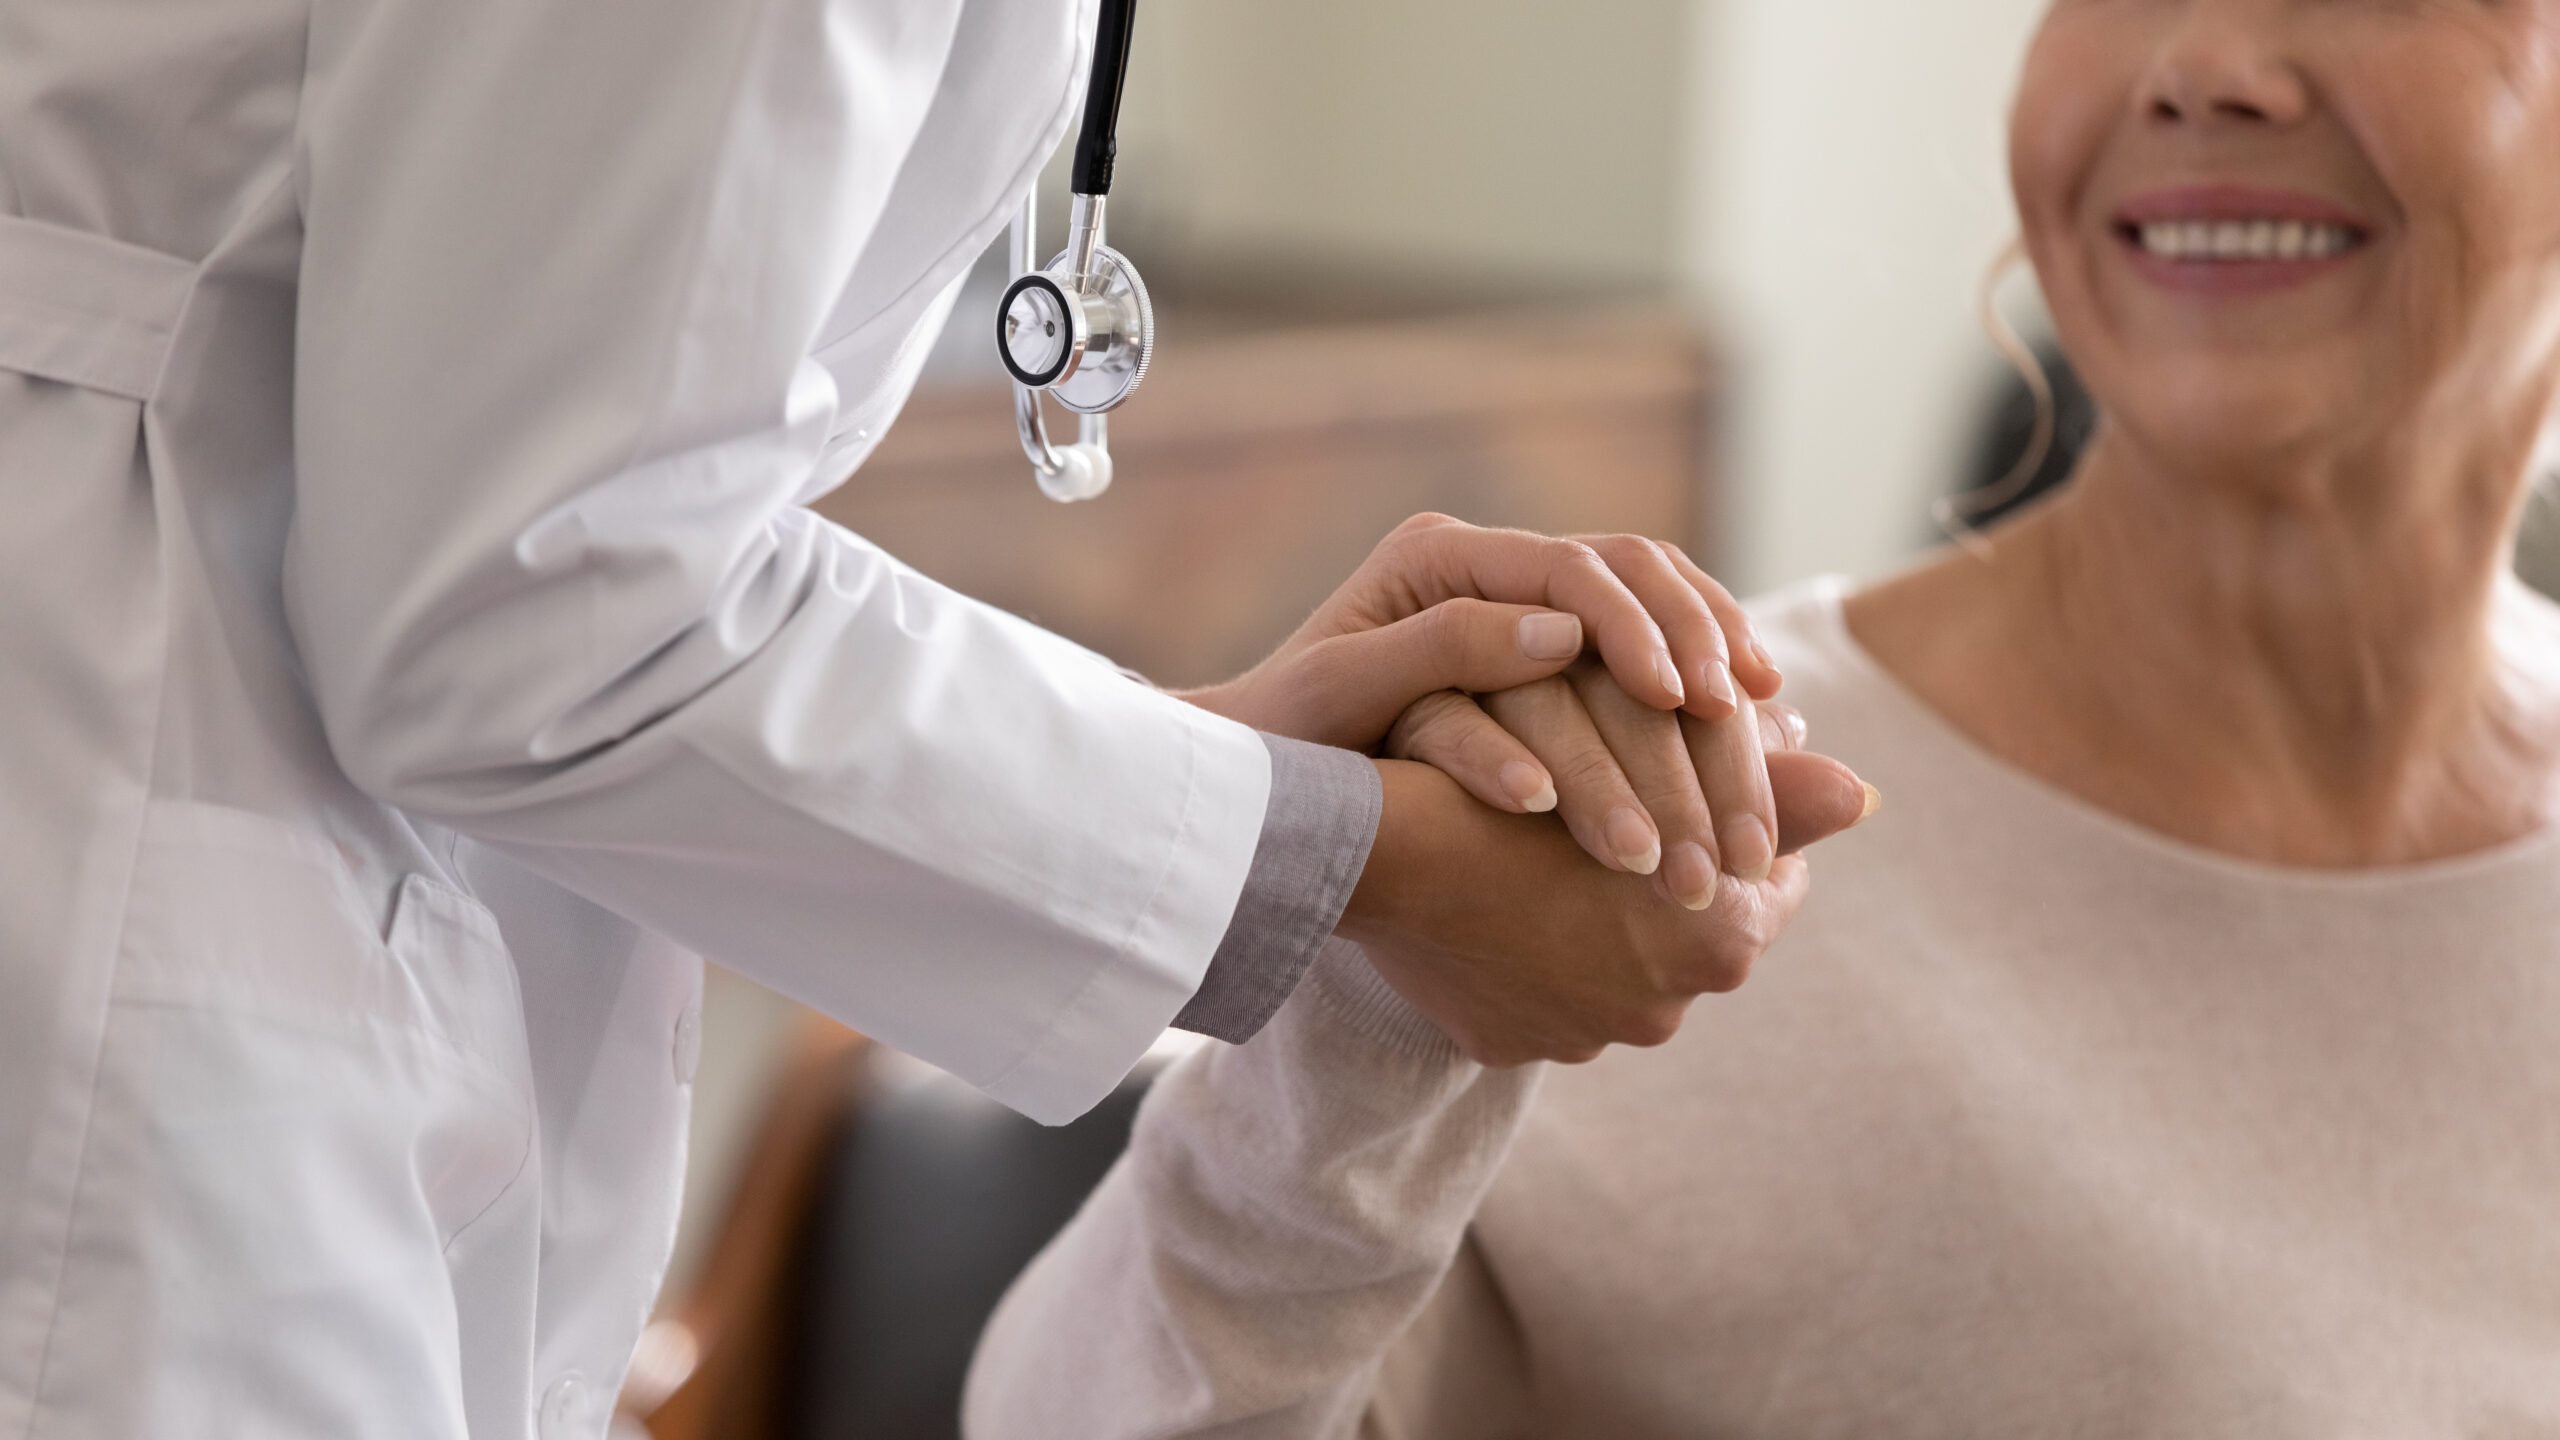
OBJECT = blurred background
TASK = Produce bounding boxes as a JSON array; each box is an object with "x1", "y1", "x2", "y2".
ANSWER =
[{"x1": 623, "y1": 3, "x2": 2560, "y2": 1435}]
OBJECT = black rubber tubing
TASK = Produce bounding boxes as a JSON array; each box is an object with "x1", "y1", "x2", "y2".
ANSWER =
[{"x1": 1070, "y1": 0, "x2": 1136, "y2": 197}]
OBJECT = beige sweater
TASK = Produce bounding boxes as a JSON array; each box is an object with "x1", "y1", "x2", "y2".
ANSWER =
[{"x1": 965, "y1": 580, "x2": 2560, "y2": 1439}]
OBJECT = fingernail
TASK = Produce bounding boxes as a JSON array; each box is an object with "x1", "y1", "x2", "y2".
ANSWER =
[
  {"x1": 1750, "y1": 638, "x2": 1780, "y2": 678},
  {"x1": 1664, "y1": 842, "x2": 1717, "y2": 910},
  {"x1": 1857, "y1": 783, "x2": 1883, "y2": 824},
  {"x1": 1518, "y1": 613, "x2": 1583, "y2": 661},
  {"x1": 1702, "y1": 662, "x2": 1738, "y2": 710},
  {"x1": 1652, "y1": 652, "x2": 1686, "y2": 704},
  {"x1": 1605, "y1": 806, "x2": 1661, "y2": 876},
  {"x1": 1501, "y1": 761, "x2": 1558, "y2": 814},
  {"x1": 1757, "y1": 707, "x2": 1786, "y2": 751},
  {"x1": 1720, "y1": 814, "x2": 1773, "y2": 884}
]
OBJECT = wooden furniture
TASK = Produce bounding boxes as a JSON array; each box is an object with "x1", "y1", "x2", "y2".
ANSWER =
[
  {"x1": 622, "y1": 1014, "x2": 870, "y2": 1440},
  {"x1": 816, "y1": 307, "x2": 1718, "y2": 688}
]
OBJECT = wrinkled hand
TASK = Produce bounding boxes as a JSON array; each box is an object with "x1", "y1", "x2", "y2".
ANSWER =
[
  {"x1": 1349, "y1": 681, "x2": 1876, "y2": 1067},
  {"x1": 1180, "y1": 514, "x2": 1780, "y2": 765},
  {"x1": 1389, "y1": 662, "x2": 1877, "y2": 910},
  {"x1": 1339, "y1": 760, "x2": 1813, "y2": 1066}
]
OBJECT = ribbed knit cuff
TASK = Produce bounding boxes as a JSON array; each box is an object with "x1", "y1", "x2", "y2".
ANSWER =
[
  {"x1": 1304, "y1": 938, "x2": 1468, "y2": 1067},
  {"x1": 1171, "y1": 735, "x2": 1382, "y2": 1044}
]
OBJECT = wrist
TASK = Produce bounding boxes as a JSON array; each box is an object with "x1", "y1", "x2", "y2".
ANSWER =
[{"x1": 1339, "y1": 759, "x2": 1435, "y2": 943}]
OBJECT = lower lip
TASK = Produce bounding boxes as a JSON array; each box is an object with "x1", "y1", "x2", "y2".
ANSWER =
[{"x1": 2112, "y1": 229, "x2": 2365, "y2": 295}]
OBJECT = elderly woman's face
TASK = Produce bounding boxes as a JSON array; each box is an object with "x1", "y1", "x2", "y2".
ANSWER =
[{"x1": 2014, "y1": 0, "x2": 2560, "y2": 474}]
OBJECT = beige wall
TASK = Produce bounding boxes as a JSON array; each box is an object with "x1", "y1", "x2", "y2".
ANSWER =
[
  {"x1": 1681, "y1": 0, "x2": 2052, "y2": 592},
  {"x1": 1112, "y1": 0, "x2": 1687, "y2": 295}
]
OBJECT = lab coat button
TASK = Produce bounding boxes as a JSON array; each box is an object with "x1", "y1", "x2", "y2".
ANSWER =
[
  {"x1": 538, "y1": 1373, "x2": 592, "y2": 1440},
  {"x1": 672, "y1": 1004, "x2": 702, "y2": 1085}
]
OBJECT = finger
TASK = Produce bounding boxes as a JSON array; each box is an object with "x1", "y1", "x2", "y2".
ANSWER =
[
  {"x1": 1564, "y1": 663, "x2": 1726, "y2": 912},
  {"x1": 1656, "y1": 543, "x2": 1783, "y2": 701},
  {"x1": 1273, "y1": 599, "x2": 1591, "y2": 749},
  {"x1": 1373, "y1": 519, "x2": 1688, "y2": 710},
  {"x1": 1386, "y1": 691, "x2": 1558, "y2": 815},
  {"x1": 1481, "y1": 677, "x2": 1664, "y2": 878},
  {"x1": 1766, "y1": 750, "x2": 1878, "y2": 855},
  {"x1": 1628, "y1": 852, "x2": 1813, "y2": 999},
  {"x1": 1758, "y1": 702, "x2": 1808, "y2": 754},
  {"x1": 1678, "y1": 692, "x2": 1779, "y2": 885},
  {"x1": 1573, "y1": 534, "x2": 1741, "y2": 723}
]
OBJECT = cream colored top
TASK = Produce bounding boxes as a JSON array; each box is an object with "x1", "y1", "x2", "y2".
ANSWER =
[{"x1": 965, "y1": 579, "x2": 2560, "y2": 1440}]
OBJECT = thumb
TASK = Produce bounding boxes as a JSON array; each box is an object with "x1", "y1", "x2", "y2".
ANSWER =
[
  {"x1": 1768, "y1": 750, "x2": 1880, "y2": 856},
  {"x1": 1278, "y1": 600, "x2": 1585, "y2": 750}
]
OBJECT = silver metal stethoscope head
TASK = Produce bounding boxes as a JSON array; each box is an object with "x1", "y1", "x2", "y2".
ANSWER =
[{"x1": 998, "y1": 0, "x2": 1151, "y2": 503}]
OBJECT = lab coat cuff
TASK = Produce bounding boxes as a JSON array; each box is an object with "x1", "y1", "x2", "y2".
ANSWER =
[
  {"x1": 976, "y1": 707, "x2": 1273, "y2": 1125},
  {"x1": 1172, "y1": 735, "x2": 1383, "y2": 1045}
]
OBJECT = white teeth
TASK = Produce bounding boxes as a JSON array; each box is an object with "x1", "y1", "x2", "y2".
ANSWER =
[{"x1": 2134, "y1": 218, "x2": 2359, "y2": 262}]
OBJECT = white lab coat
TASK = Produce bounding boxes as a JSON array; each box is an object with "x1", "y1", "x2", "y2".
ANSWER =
[{"x1": 0, "y1": 0, "x2": 1272, "y2": 1435}]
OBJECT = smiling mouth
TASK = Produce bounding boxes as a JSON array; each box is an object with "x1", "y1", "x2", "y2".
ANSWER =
[{"x1": 2118, "y1": 218, "x2": 2367, "y2": 263}]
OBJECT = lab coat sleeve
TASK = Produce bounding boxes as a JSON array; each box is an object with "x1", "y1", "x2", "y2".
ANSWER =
[{"x1": 285, "y1": 0, "x2": 1270, "y2": 1124}]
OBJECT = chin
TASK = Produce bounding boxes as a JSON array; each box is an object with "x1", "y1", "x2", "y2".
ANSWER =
[{"x1": 2087, "y1": 351, "x2": 2355, "y2": 479}]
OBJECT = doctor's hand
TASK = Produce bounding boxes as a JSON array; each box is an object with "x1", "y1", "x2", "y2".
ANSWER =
[
  {"x1": 1339, "y1": 760, "x2": 1819, "y2": 1067},
  {"x1": 1178, "y1": 514, "x2": 1783, "y2": 786}
]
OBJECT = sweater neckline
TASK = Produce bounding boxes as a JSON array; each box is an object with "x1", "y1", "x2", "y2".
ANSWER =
[{"x1": 1785, "y1": 575, "x2": 2560, "y2": 897}]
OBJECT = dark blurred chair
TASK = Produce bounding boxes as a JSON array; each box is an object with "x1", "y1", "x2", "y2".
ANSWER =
[
  {"x1": 779, "y1": 1051, "x2": 1167, "y2": 1440},
  {"x1": 622, "y1": 1032, "x2": 1169, "y2": 1440}
]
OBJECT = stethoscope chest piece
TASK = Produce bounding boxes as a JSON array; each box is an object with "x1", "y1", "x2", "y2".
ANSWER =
[{"x1": 997, "y1": 242, "x2": 1153, "y2": 415}]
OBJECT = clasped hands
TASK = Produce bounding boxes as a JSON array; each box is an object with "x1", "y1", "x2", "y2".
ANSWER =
[{"x1": 1184, "y1": 514, "x2": 1874, "y2": 1067}]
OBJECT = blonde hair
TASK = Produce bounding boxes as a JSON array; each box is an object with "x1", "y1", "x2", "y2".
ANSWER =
[{"x1": 1933, "y1": 239, "x2": 2058, "y2": 563}]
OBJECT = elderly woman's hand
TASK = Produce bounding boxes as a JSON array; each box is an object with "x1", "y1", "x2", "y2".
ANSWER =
[{"x1": 1389, "y1": 661, "x2": 1877, "y2": 910}]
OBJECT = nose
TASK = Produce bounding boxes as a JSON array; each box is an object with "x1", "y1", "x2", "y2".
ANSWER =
[{"x1": 2138, "y1": 0, "x2": 2312, "y2": 130}]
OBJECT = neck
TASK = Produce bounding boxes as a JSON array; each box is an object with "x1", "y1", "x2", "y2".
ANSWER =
[{"x1": 1857, "y1": 426, "x2": 2560, "y2": 867}]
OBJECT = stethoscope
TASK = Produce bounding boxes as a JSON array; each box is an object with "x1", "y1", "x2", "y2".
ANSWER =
[{"x1": 995, "y1": 0, "x2": 1151, "y2": 503}]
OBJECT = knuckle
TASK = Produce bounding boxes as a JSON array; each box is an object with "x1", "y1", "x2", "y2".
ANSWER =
[
  {"x1": 1549, "y1": 537, "x2": 1606, "y2": 574},
  {"x1": 1554, "y1": 747, "x2": 1631, "y2": 797},
  {"x1": 1484, "y1": 670, "x2": 1574, "y2": 708},
  {"x1": 1456, "y1": 719, "x2": 1524, "y2": 771},
  {"x1": 1390, "y1": 512, "x2": 1465, "y2": 548},
  {"x1": 1422, "y1": 600, "x2": 1480, "y2": 673},
  {"x1": 1698, "y1": 932, "x2": 1765, "y2": 994},
  {"x1": 1704, "y1": 953, "x2": 1758, "y2": 994},
  {"x1": 1383, "y1": 690, "x2": 1466, "y2": 759},
  {"x1": 1586, "y1": 533, "x2": 1648, "y2": 565},
  {"x1": 1619, "y1": 1007, "x2": 1683, "y2": 1049}
]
